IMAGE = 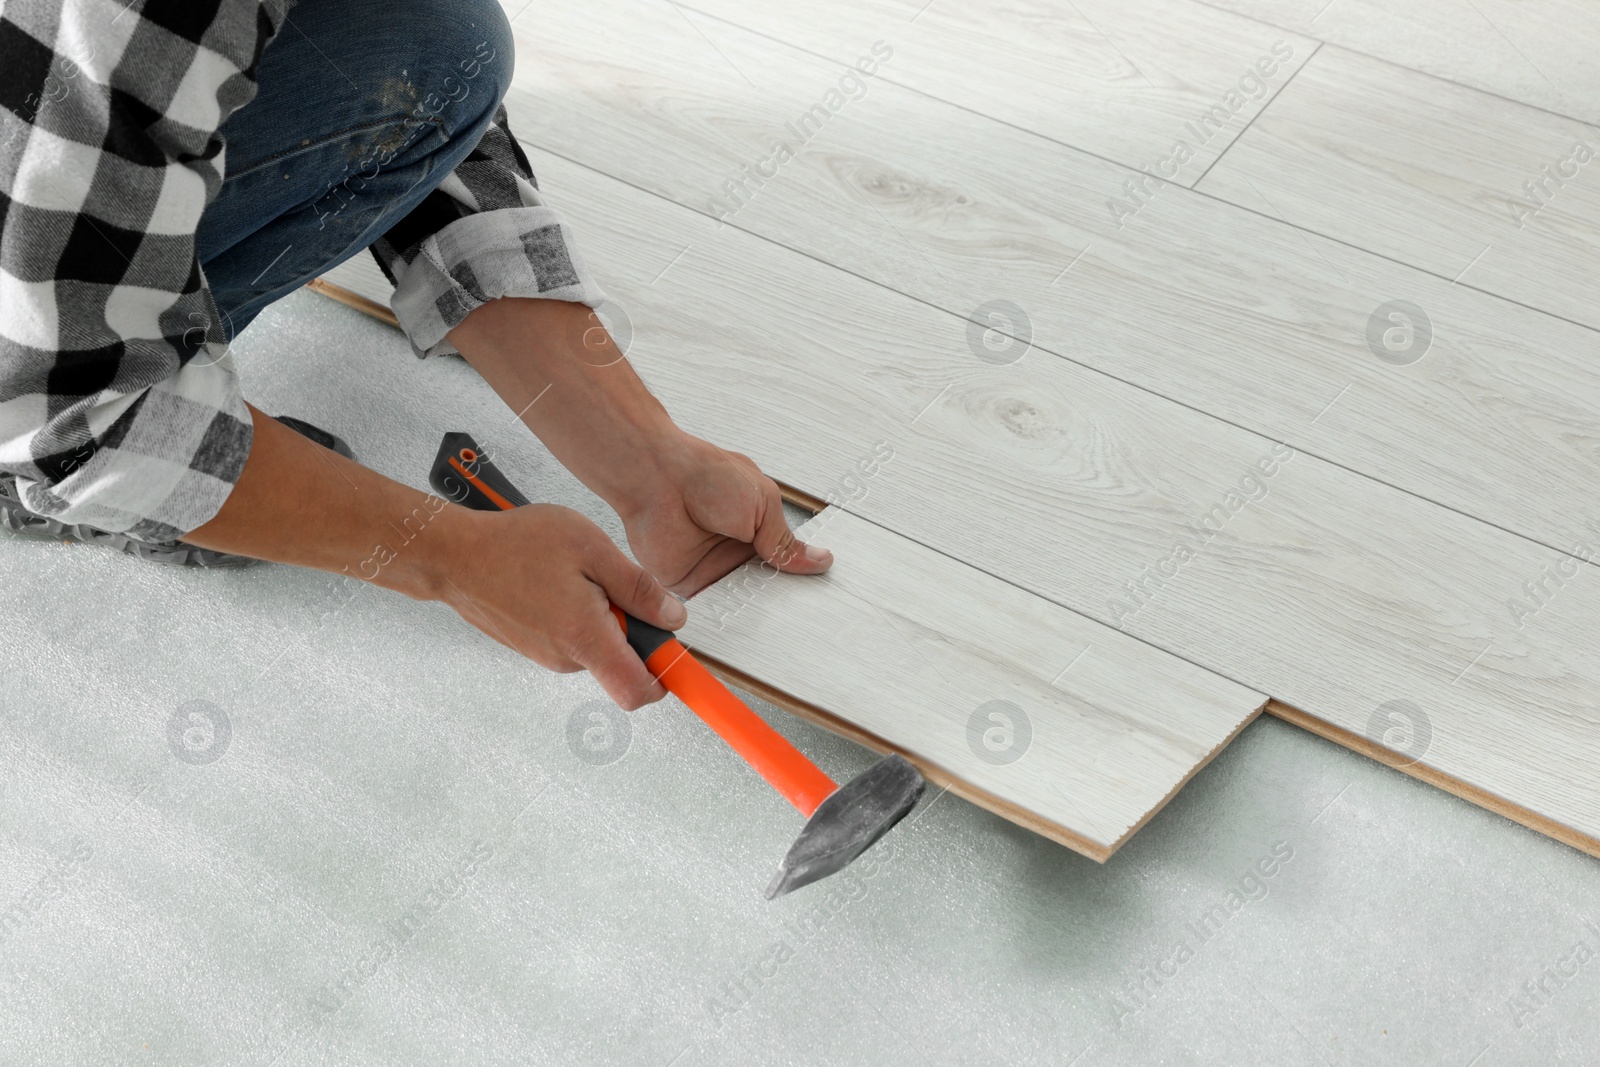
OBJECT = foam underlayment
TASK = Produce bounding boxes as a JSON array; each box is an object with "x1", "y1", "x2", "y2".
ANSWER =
[{"x1": 2, "y1": 290, "x2": 1599, "y2": 1065}]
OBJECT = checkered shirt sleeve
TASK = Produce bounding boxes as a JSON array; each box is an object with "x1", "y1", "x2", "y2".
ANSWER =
[
  {"x1": 1, "y1": 1, "x2": 604, "y2": 540},
  {"x1": 0, "y1": 0, "x2": 288, "y2": 541},
  {"x1": 368, "y1": 103, "x2": 608, "y2": 359}
]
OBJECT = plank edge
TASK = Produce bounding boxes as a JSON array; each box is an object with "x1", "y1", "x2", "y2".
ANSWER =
[
  {"x1": 306, "y1": 279, "x2": 399, "y2": 328},
  {"x1": 1265, "y1": 699, "x2": 1600, "y2": 861},
  {"x1": 1101, "y1": 695, "x2": 1267, "y2": 854},
  {"x1": 777, "y1": 483, "x2": 825, "y2": 512}
]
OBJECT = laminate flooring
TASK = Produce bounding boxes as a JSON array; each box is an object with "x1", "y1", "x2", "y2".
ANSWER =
[
  {"x1": 1196, "y1": 45, "x2": 1600, "y2": 333},
  {"x1": 321, "y1": 0, "x2": 1600, "y2": 858},
  {"x1": 501, "y1": 0, "x2": 1600, "y2": 578},
  {"x1": 505, "y1": 144, "x2": 1600, "y2": 857},
  {"x1": 655, "y1": 0, "x2": 1318, "y2": 177},
  {"x1": 1196, "y1": 0, "x2": 1600, "y2": 125}
]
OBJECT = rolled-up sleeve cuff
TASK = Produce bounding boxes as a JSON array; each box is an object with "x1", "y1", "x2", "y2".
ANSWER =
[
  {"x1": 387, "y1": 206, "x2": 607, "y2": 359},
  {"x1": 6, "y1": 349, "x2": 253, "y2": 541}
]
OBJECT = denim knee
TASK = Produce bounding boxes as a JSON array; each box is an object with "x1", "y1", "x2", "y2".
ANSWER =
[
  {"x1": 384, "y1": 0, "x2": 515, "y2": 147},
  {"x1": 197, "y1": 0, "x2": 518, "y2": 336}
]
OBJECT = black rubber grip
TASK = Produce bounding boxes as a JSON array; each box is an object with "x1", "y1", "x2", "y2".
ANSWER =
[
  {"x1": 428, "y1": 431, "x2": 531, "y2": 510},
  {"x1": 621, "y1": 616, "x2": 676, "y2": 661}
]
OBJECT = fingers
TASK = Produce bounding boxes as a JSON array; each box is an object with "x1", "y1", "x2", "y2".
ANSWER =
[
  {"x1": 590, "y1": 537, "x2": 688, "y2": 631},
  {"x1": 574, "y1": 607, "x2": 669, "y2": 711},
  {"x1": 575, "y1": 533, "x2": 687, "y2": 709},
  {"x1": 749, "y1": 479, "x2": 832, "y2": 575},
  {"x1": 671, "y1": 538, "x2": 758, "y2": 598},
  {"x1": 453, "y1": 576, "x2": 664, "y2": 709},
  {"x1": 576, "y1": 614, "x2": 668, "y2": 713}
]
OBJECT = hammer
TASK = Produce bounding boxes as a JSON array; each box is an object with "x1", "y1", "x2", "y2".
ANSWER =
[{"x1": 428, "y1": 432, "x2": 925, "y2": 898}]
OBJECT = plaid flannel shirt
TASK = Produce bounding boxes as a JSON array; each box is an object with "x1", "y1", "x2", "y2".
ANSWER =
[{"x1": 0, "y1": 0, "x2": 604, "y2": 543}]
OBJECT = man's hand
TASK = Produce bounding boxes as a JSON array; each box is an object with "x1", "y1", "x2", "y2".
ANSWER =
[
  {"x1": 447, "y1": 297, "x2": 833, "y2": 597},
  {"x1": 439, "y1": 504, "x2": 687, "y2": 709},
  {"x1": 619, "y1": 433, "x2": 831, "y2": 597}
]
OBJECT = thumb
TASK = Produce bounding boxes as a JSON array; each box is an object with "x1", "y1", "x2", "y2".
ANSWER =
[
  {"x1": 751, "y1": 482, "x2": 832, "y2": 575},
  {"x1": 590, "y1": 541, "x2": 688, "y2": 631}
]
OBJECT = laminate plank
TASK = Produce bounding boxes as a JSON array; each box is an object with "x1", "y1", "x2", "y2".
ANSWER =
[
  {"x1": 585, "y1": 0, "x2": 1317, "y2": 180},
  {"x1": 514, "y1": 142, "x2": 1600, "y2": 854},
  {"x1": 677, "y1": 508, "x2": 1265, "y2": 859},
  {"x1": 1195, "y1": 0, "x2": 1600, "y2": 126},
  {"x1": 1196, "y1": 46, "x2": 1600, "y2": 333},
  {"x1": 501, "y1": 5, "x2": 1600, "y2": 571}
]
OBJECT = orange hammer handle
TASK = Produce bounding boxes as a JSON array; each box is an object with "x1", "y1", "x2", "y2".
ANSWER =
[{"x1": 620, "y1": 608, "x2": 838, "y2": 817}]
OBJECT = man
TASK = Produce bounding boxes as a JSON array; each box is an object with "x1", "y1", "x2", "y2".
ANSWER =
[{"x1": 0, "y1": 0, "x2": 832, "y2": 709}]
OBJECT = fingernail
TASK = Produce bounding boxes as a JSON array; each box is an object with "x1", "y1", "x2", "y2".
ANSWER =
[
  {"x1": 804, "y1": 544, "x2": 833, "y2": 563},
  {"x1": 661, "y1": 593, "x2": 687, "y2": 625}
]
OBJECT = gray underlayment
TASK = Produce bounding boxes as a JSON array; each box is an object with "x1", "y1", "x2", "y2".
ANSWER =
[{"x1": 2, "y1": 289, "x2": 1598, "y2": 1066}]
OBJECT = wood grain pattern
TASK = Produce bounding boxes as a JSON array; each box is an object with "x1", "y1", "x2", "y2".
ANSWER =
[
  {"x1": 554, "y1": 0, "x2": 1318, "y2": 178},
  {"x1": 301, "y1": 274, "x2": 1600, "y2": 860},
  {"x1": 503, "y1": 5, "x2": 1600, "y2": 572},
  {"x1": 1195, "y1": 0, "x2": 1600, "y2": 126},
  {"x1": 679, "y1": 507, "x2": 1266, "y2": 859},
  {"x1": 1196, "y1": 45, "x2": 1600, "y2": 333},
  {"x1": 517, "y1": 142, "x2": 1600, "y2": 852}
]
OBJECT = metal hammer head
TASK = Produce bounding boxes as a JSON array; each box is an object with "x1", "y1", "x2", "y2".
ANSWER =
[{"x1": 765, "y1": 754, "x2": 925, "y2": 899}]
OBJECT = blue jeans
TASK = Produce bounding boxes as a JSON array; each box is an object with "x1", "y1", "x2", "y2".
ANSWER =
[{"x1": 196, "y1": 0, "x2": 515, "y2": 340}]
